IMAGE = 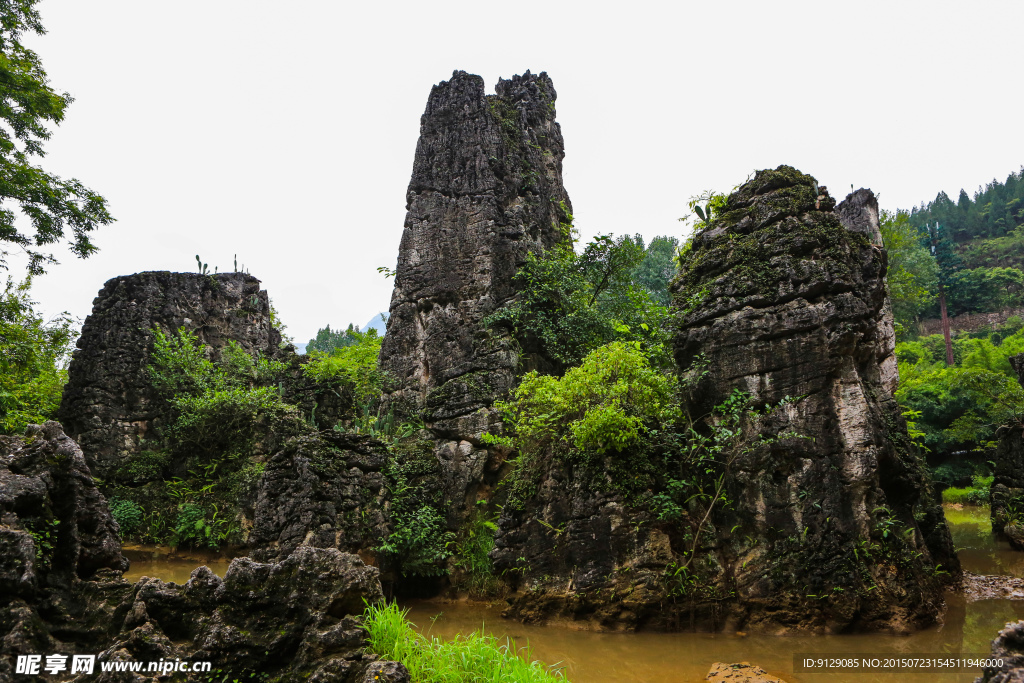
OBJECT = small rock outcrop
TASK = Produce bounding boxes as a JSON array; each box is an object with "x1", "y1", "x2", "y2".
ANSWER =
[
  {"x1": 96, "y1": 547, "x2": 404, "y2": 683},
  {"x1": 379, "y1": 70, "x2": 572, "y2": 522},
  {"x1": 58, "y1": 272, "x2": 283, "y2": 480},
  {"x1": 991, "y1": 353, "x2": 1024, "y2": 547},
  {"x1": 976, "y1": 620, "x2": 1024, "y2": 683},
  {"x1": 706, "y1": 662, "x2": 789, "y2": 682},
  {"x1": 491, "y1": 167, "x2": 958, "y2": 632}
]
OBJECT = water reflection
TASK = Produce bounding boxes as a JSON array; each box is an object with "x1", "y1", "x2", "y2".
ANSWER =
[
  {"x1": 945, "y1": 505, "x2": 1024, "y2": 577},
  {"x1": 122, "y1": 544, "x2": 235, "y2": 584},
  {"x1": 404, "y1": 596, "x2": 1024, "y2": 683},
  {"x1": 116, "y1": 506, "x2": 1024, "y2": 682}
]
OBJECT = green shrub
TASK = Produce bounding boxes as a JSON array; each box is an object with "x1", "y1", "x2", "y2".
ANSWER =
[
  {"x1": 302, "y1": 328, "x2": 383, "y2": 403},
  {"x1": 494, "y1": 341, "x2": 676, "y2": 506},
  {"x1": 119, "y1": 450, "x2": 171, "y2": 483},
  {"x1": 453, "y1": 505, "x2": 499, "y2": 595},
  {"x1": 109, "y1": 498, "x2": 144, "y2": 538},
  {"x1": 170, "y1": 502, "x2": 231, "y2": 550},
  {"x1": 0, "y1": 278, "x2": 74, "y2": 434},
  {"x1": 362, "y1": 601, "x2": 566, "y2": 682}
]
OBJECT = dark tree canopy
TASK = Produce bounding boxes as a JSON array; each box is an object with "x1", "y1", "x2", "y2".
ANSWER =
[{"x1": 0, "y1": 0, "x2": 113, "y2": 274}]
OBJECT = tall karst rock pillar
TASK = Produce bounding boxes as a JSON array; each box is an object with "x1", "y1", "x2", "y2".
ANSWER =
[
  {"x1": 671, "y1": 166, "x2": 959, "y2": 631},
  {"x1": 380, "y1": 70, "x2": 572, "y2": 514}
]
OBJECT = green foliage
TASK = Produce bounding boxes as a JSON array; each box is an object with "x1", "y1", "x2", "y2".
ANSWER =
[
  {"x1": 485, "y1": 233, "x2": 669, "y2": 371},
  {"x1": 362, "y1": 601, "x2": 566, "y2": 682},
  {"x1": 494, "y1": 341, "x2": 675, "y2": 507},
  {"x1": 895, "y1": 327, "x2": 1024, "y2": 455},
  {"x1": 378, "y1": 442, "x2": 454, "y2": 577},
  {"x1": 909, "y1": 168, "x2": 1024, "y2": 244},
  {"x1": 302, "y1": 328, "x2": 383, "y2": 403},
  {"x1": 25, "y1": 516, "x2": 58, "y2": 562},
  {"x1": 120, "y1": 450, "x2": 171, "y2": 483},
  {"x1": 170, "y1": 502, "x2": 231, "y2": 550},
  {"x1": 947, "y1": 266, "x2": 1024, "y2": 315},
  {"x1": 942, "y1": 476, "x2": 992, "y2": 506},
  {"x1": 879, "y1": 209, "x2": 938, "y2": 338},
  {"x1": 0, "y1": 277, "x2": 73, "y2": 433},
  {"x1": 0, "y1": 0, "x2": 113, "y2": 274},
  {"x1": 305, "y1": 323, "x2": 359, "y2": 354},
  {"x1": 453, "y1": 503, "x2": 499, "y2": 595},
  {"x1": 629, "y1": 235, "x2": 680, "y2": 307},
  {"x1": 109, "y1": 497, "x2": 144, "y2": 538}
]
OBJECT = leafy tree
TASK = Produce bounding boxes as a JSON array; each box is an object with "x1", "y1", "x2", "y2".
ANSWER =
[
  {"x1": 302, "y1": 327, "x2": 383, "y2": 404},
  {"x1": 630, "y1": 235, "x2": 680, "y2": 306},
  {"x1": 306, "y1": 323, "x2": 359, "y2": 355},
  {"x1": 895, "y1": 324, "x2": 1024, "y2": 454},
  {"x1": 947, "y1": 266, "x2": 1024, "y2": 315},
  {"x1": 0, "y1": 276, "x2": 72, "y2": 432},
  {"x1": 488, "y1": 340, "x2": 677, "y2": 507},
  {"x1": 879, "y1": 209, "x2": 938, "y2": 338},
  {"x1": 0, "y1": 1, "x2": 113, "y2": 274},
  {"x1": 486, "y1": 234, "x2": 669, "y2": 372}
]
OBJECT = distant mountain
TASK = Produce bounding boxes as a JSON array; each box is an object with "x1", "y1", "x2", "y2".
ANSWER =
[
  {"x1": 293, "y1": 342, "x2": 307, "y2": 354},
  {"x1": 362, "y1": 312, "x2": 388, "y2": 335}
]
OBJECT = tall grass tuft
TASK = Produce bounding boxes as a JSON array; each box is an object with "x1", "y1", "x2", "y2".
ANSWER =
[{"x1": 362, "y1": 601, "x2": 566, "y2": 682}]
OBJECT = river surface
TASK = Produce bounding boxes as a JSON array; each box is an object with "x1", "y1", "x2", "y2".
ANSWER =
[{"x1": 122, "y1": 505, "x2": 1023, "y2": 683}]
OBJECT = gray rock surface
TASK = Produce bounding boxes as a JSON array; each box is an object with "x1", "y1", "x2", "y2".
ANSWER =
[
  {"x1": 992, "y1": 353, "x2": 1024, "y2": 539},
  {"x1": 0, "y1": 423, "x2": 401, "y2": 681},
  {"x1": 58, "y1": 271, "x2": 282, "y2": 480},
  {"x1": 491, "y1": 166, "x2": 958, "y2": 632},
  {"x1": 89, "y1": 547, "x2": 394, "y2": 683},
  {"x1": 379, "y1": 70, "x2": 572, "y2": 524},
  {"x1": 671, "y1": 166, "x2": 958, "y2": 630},
  {"x1": 977, "y1": 620, "x2": 1024, "y2": 683}
]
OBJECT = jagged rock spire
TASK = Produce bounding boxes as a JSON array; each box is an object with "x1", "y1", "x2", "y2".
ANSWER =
[{"x1": 379, "y1": 70, "x2": 572, "y2": 436}]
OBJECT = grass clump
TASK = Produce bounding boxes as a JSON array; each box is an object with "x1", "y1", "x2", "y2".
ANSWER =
[{"x1": 362, "y1": 602, "x2": 566, "y2": 682}]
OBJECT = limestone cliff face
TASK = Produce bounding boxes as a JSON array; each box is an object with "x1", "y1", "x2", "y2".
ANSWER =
[
  {"x1": 491, "y1": 167, "x2": 958, "y2": 633},
  {"x1": 58, "y1": 272, "x2": 282, "y2": 480},
  {"x1": 991, "y1": 353, "x2": 1024, "y2": 545},
  {"x1": 671, "y1": 166, "x2": 958, "y2": 629},
  {"x1": 379, "y1": 70, "x2": 572, "y2": 518}
]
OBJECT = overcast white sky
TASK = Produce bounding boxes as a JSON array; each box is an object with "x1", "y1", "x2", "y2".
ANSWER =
[{"x1": 9, "y1": 1, "x2": 1024, "y2": 344}]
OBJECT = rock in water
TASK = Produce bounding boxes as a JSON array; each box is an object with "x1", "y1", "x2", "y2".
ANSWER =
[
  {"x1": 991, "y1": 353, "x2": 1024, "y2": 547},
  {"x1": 379, "y1": 70, "x2": 572, "y2": 521},
  {"x1": 706, "y1": 662, "x2": 789, "y2": 682},
  {"x1": 58, "y1": 271, "x2": 281, "y2": 480},
  {"x1": 976, "y1": 620, "x2": 1024, "y2": 683},
  {"x1": 672, "y1": 166, "x2": 959, "y2": 630}
]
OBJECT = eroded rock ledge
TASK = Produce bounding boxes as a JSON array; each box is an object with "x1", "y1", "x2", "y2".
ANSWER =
[{"x1": 0, "y1": 423, "x2": 404, "y2": 682}]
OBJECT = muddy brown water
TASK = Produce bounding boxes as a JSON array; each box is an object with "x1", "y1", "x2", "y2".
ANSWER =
[{"x1": 122, "y1": 506, "x2": 1024, "y2": 683}]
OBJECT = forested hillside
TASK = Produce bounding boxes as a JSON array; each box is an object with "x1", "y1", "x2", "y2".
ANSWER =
[{"x1": 887, "y1": 167, "x2": 1024, "y2": 496}]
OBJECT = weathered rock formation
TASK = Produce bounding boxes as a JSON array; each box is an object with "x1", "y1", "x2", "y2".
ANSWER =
[
  {"x1": 991, "y1": 353, "x2": 1024, "y2": 547},
  {"x1": 0, "y1": 422, "x2": 403, "y2": 682},
  {"x1": 247, "y1": 431, "x2": 389, "y2": 563},
  {"x1": 671, "y1": 166, "x2": 958, "y2": 628},
  {"x1": 1, "y1": 422, "x2": 131, "y2": 678},
  {"x1": 379, "y1": 70, "x2": 572, "y2": 522},
  {"x1": 490, "y1": 167, "x2": 958, "y2": 632},
  {"x1": 977, "y1": 620, "x2": 1024, "y2": 683},
  {"x1": 93, "y1": 547, "x2": 404, "y2": 683},
  {"x1": 58, "y1": 272, "x2": 283, "y2": 481}
]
